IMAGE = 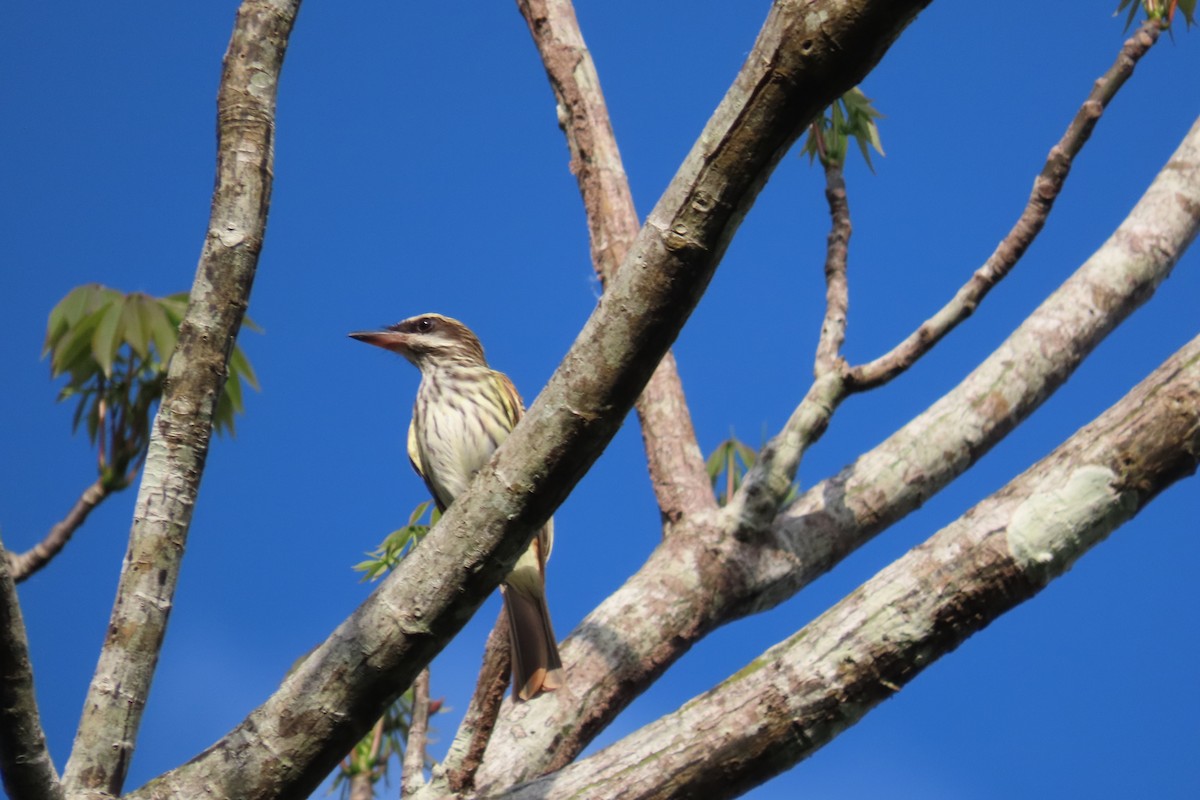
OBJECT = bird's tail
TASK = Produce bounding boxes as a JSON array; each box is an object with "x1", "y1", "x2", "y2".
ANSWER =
[{"x1": 502, "y1": 532, "x2": 563, "y2": 700}]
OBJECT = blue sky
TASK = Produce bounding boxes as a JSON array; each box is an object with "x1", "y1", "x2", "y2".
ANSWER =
[{"x1": 2, "y1": 2, "x2": 1198, "y2": 798}]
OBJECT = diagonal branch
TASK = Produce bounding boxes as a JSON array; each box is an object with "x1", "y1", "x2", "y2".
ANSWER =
[
  {"x1": 469, "y1": 113, "x2": 1200, "y2": 793},
  {"x1": 732, "y1": 16, "x2": 1166, "y2": 533},
  {"x1": 516, "y1": 0, "x2": 714, "y2": 526},
  {"x1": 61, "y1": 2, "x2": 300, "y2": 796},
  {"x1": 0, "y1": 533, "x2": 65, "y2": 800},
  {"x1": 6, "y1": 479, "x2": 112, "y2": 584},
  {"x1": 846, "y1": 18, "x2": 1163, "y2": 390},
  {"x1": 494, "y1": 333, "x2": 1200, "y2": 800},
  {"x1": 130, "y1": 4, "x2": 931, "y2": 799}
]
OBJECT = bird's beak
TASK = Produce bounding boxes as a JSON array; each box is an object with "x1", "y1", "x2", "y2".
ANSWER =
[{"x1": 349, "y1": 329, "x2": 408, "y2": 353}]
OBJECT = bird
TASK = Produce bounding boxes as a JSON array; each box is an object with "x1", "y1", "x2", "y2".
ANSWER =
[{"x1": 350, "y1": 313, "x2": 563, "y2": 700}]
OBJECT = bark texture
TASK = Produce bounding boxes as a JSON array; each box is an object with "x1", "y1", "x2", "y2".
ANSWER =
[
  {"x1": 126, "y1": 3, "x2": 931, "y2": 798},
  {"x1": 61, "y1": 1, "x2": 299, "y2": 796},
  {"x1": 489, "y1": 335, "x2": 1200, "y2": 800},
  {"x1": 469, "y1": 108, "x2": 1200, "y2": 795},
  {"x1": 0, "y1": 535, "x2": 64, "y2": 800}
]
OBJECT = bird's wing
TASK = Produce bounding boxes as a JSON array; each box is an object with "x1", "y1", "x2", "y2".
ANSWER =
[
  {"x1": 491, "y1": 370, "x2": 555, "y2": 564},
  {"x1": 492, "y1": 369, "x2": 524, "y2": 430}
]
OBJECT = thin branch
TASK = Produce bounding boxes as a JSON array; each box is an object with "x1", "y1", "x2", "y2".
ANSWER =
[
  {"x1": 469, "y1": 113, "x2": 1200, "y2": 792},
  {"x1": 730, "y1": 16, "x2": 1166, "y2": 534},
  {"x1": 6, "y1": 479, "x2": 111, "y2": 583},
  {"x1": 813, "y1": 158, "x2": 851, "y2": 376},
  {"x1": 0, "y1": 533, "x2": 65, "y2": 800},
  {"x1": 401, "y1": 669, "x2": 431, "y2": 796},
  {"x1": 131, "y1": 4, "x2": 930, "y2": 798},
  {"x1": 436, "y1": 612, "x2": 510, "y2": 793},
  {"x1": 847, "y1": 19, "x2": 1163, "y2": 390},
  {"x1": 61, "y1": 1, "x2": 300, "y2": 796},
  {"x1": 495, "y1": 334, "x2": 1200, "y2": 800},
  {"x1": 516, "y1": 0, "x2": 715, "y2": 526}
]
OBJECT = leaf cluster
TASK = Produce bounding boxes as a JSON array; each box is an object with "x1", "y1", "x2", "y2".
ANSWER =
[
  {"x1": 43, "y1": 284, "x2": 258, "y2": 489},
  {"x1": 354, "y1": 501, "x2": 439, "y2": 581},
  {"x1": 707, "y1": 434, "x2": 798, "y2": 507},
  {"x1": 1117, "y1": 0, "x2": 1196, "y2": 29},
  {"x1": 801, "y1": 87, "x2": 885, "y2": 170}
]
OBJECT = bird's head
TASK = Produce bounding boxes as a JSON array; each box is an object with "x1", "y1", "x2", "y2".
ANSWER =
[{"x1": 350, "y1": 313, "x2": 488, "y2": 370}]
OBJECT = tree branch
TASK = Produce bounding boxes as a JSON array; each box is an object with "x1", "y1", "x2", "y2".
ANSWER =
[
  {"x1": 6, "y1": 479, "x2": 111, "y2": 584},
  {"x1": 730, "y1": 15, "x2": 1168, "y2": 534},
  {"x1": 401, "y1": 669, "x2": 431, "y2": 796},
  {"x1": 128, "y1": 3, "x2": 930, "y2": 799},
  {"x1": 494, "y1": 334, "x2": 1200, "y2": 800},
  {"x1": 515, "y1": 0, "x2": 714, "y2": 526},
  {"x1": 813, "y1": 159, "x2": 851, "y2": 377},
  {"x1": 469, "y1": 113, "x2": 1200, "y2": 792},
  {"x1": 437, "y1": 612, "x2": 510, "y2": 793},
  {"x1": 61, "y1": 2, "x2": 300, "y2": 796},
  {"x1": 847, "y1": 19, "x2": 1163, "y2": 390},
  {"x1": 0, "y1": 533, "x2": 64, "y2": 800}
]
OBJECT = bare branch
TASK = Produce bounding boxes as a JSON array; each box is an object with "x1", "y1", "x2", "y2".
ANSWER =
[
  {"x1": 730, "y1": 17, "x2": 1169, "y2": 534},
  {"x1": 0, "y1": 533, "x2": 65, "y2": 800},
  {"x1": 6, "y1": 479, "x2": 111, "y2": 584},
  {"x1": 62, "y1": 2, "x2": 300, "y2": 796},
  {"x1": 495, "y1": 334, "x2": 1200, "y2": 800},
  {"x1": 129, "y1": 3, "x2": 930, "y2": 798},
  {"x1": 847, "y1": 19, "x2": 1163, "y2": 390},
  {"x1": 516, "y1": 0, "x2": 714, "y2": 525},
  {"x1": 437, "y1": 613, "x2": 510, "y2": 793},
  {"x1": 401, "y1": 669, "x2": 431, "y2": 796},
  {"x1": 813, "y1": 159, "x2": 851, "y2": 377},
  {"x1": 470, "y1": 113, "x2": 1200, "y2": 791}
]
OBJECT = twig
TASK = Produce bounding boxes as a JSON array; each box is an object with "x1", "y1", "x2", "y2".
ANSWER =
[
  {"x1": 814, "y1": 158, "x2": 851, "y2": 377},
  {"x1": 61, "y1": 1, "x2": 300, "y2": 795},
  {"x1": 438, "y1": 612, "x2": 511, "y2": 793},
  {"x1": 6, "y1": 479, "x2": 111, "y2": 583},
  {"x1": 734, "y1": 18, "x2": 1165, "y2": 531},
  {"x1": 516, "y1": 0, "x2": 715, "y2": 526},
  {"x1": 492, "y1": 335, "x2": 1200, "y2": 800},
  {"x1": 401, "y1": 670, "x2": 432, "y2": 796},
  {"x1": 0, "y1": 533, "x2": 65, "y2": 800},
  {"x1": 847, "y1": 19, "x2": 1163, "y2": 390}
]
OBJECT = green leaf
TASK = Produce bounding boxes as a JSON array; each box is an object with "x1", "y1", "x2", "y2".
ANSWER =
[
  {"x1": 91, "y1": 297, "x2": 125, "y2": 378},
  {"x1": 229, "y1": 345, "x2": 260, "y2": 391},
  {"x1": 51, "y1": 306, "x2": 107, "y2": 378},
  {"x1": 120, "y1": 293, "x2": 151, "y2": 359},
  {"x1": 143, "y1": 298, "x2": 178, "y2": 364}
]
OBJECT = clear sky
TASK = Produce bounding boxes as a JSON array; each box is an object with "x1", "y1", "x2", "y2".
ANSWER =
[{"x1": 2, "y1": 2, "x2": 1198, "y2": 798}]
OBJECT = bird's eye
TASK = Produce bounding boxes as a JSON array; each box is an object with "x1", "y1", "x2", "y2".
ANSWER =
[{"x1": 417, "y1": 317, "x2": 434, "y2": 332}]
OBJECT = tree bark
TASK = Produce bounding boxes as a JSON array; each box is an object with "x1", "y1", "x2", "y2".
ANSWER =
[
  {"x1": 489, "y1": 333, "x2": 1200, "y2": 800},
  {"x1": 0, "y1": 534, "x2": 64, "y2": 800},
  {"x1": 470, "y1": 112, "x2": 1200, "y2": 793},
  {"x1": 125, "y1": 3, "x2": 931, "y2": 798},
  {"x1": 61, "y1": 2, "x2": 300, "y2": 796}
]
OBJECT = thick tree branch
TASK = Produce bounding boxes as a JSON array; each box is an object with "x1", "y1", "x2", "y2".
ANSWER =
[
  {"x1": 0, "y1": 534, "x2": 64, "y2": 800},
  {"x1": 129, "y1": 3, "x2": 929, "y2": 799},
  {"x1": 470, "y1": 114, "x2": 1200, "y2": 791},
  {"x1": 516, "y1": 0, "x2": 714, "y2": 526},
  {"x1": 61, "y1": 2, "x2": 300, "y2": 796},
  {"x1": 847, "y1": 19, "x2": 1163, "y2": 389},
  {"x1": 6, "y1": 479, "x2": 111, "y2": 584},
  {"x1": 731, "y1": 16, "x2": 1168, "y2": 534},
  {"x1": 495, "y1": 334, "x2": 1200, "y2": 800}
]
